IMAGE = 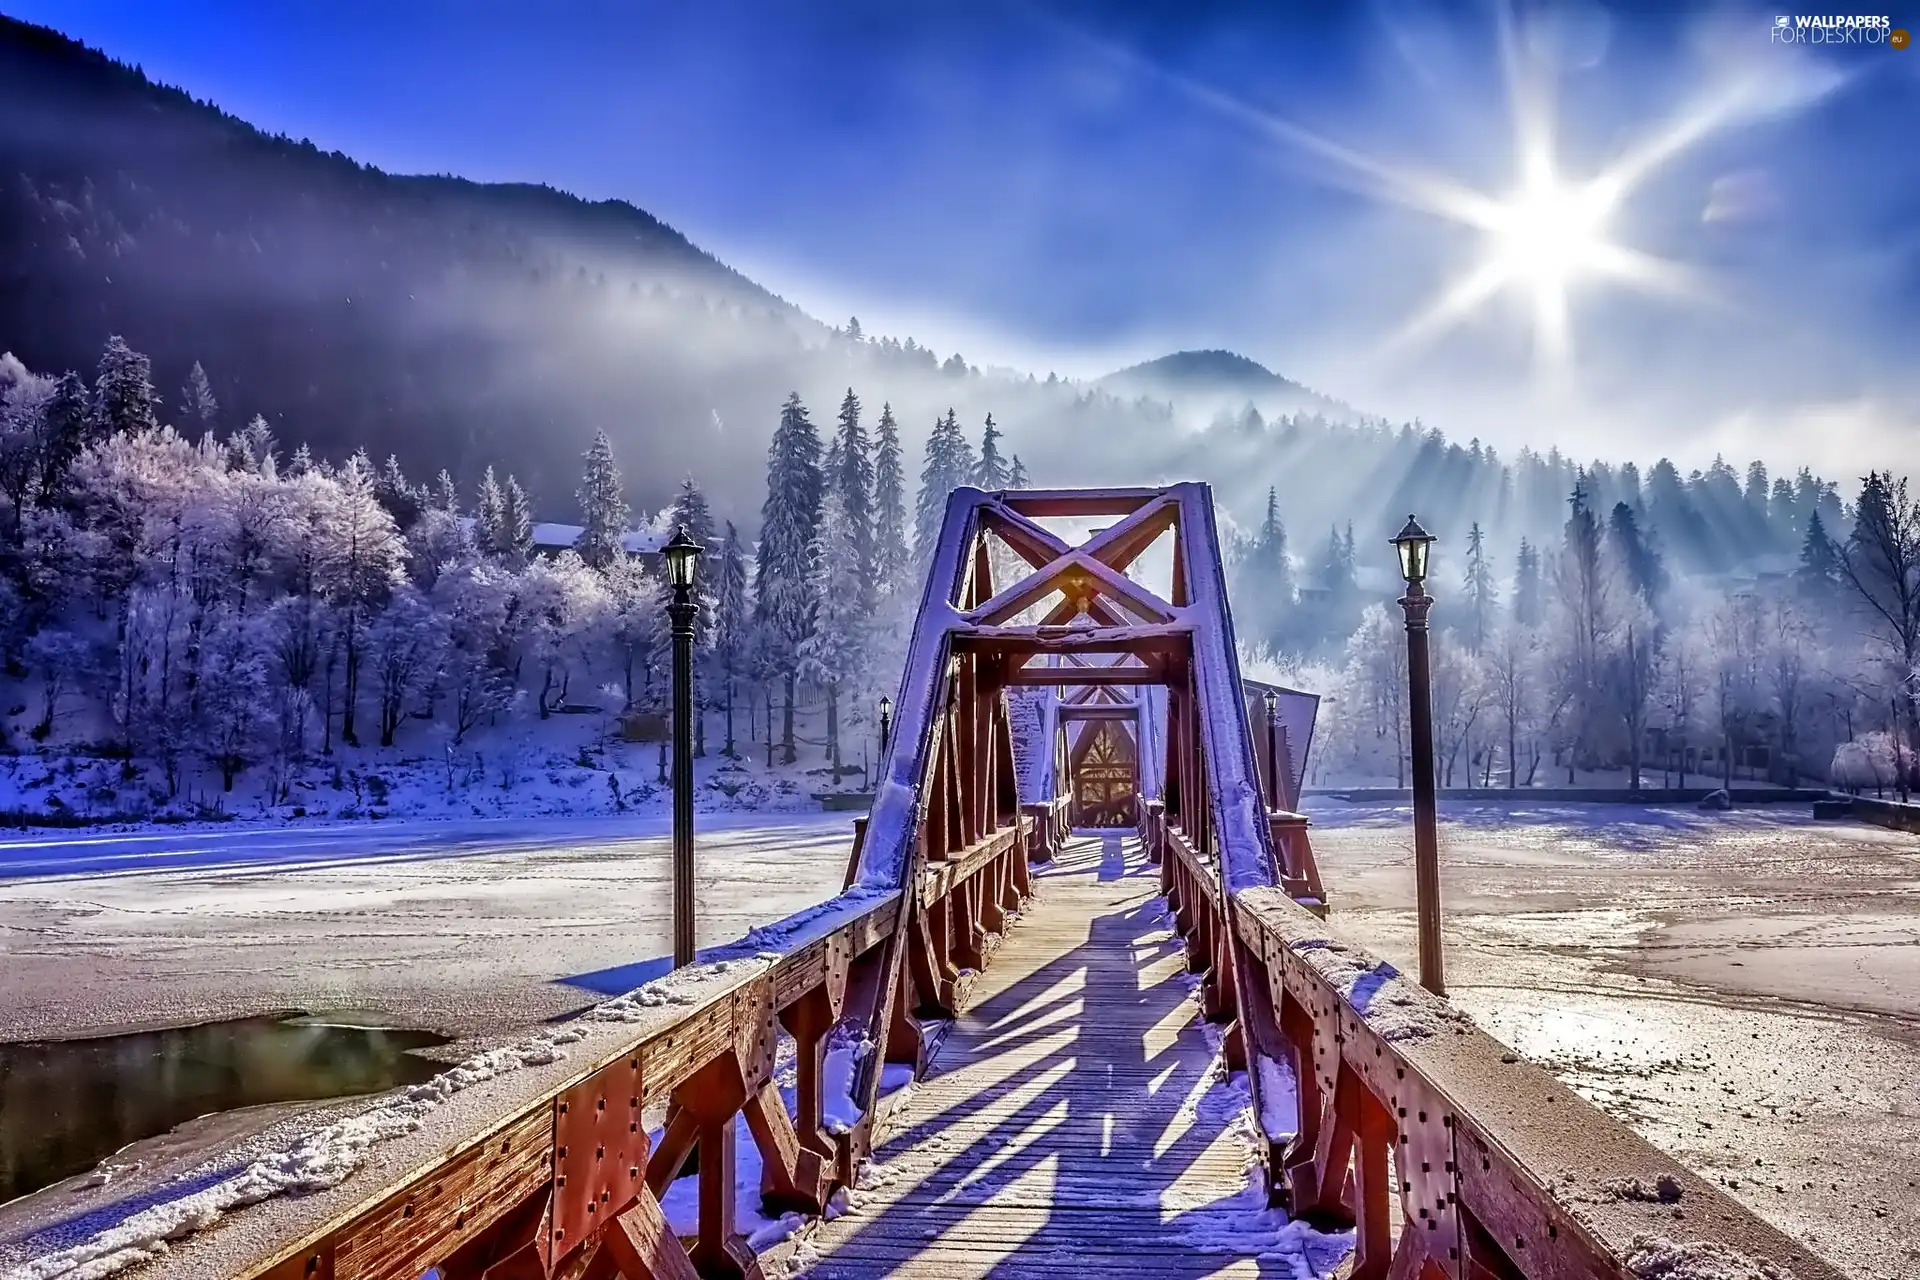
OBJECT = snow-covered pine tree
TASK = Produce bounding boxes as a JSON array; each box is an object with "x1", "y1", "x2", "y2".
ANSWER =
[
  {"x1": 714, "y1": 521, "x2": 750, "y2": 757},
  {"x1": 670, "y1": 477, "x2": 717, "y2": 550},
  {"x1": 576, "y1": 430, "x2": 631, "y2": 570},
  {"x1": 227, "y1": 414, "x2": 275, "y2": 477},
  {"x1": 475, "y1": 466, "x2": 507, "y2": 555},
  {"x1": 1513, "y1": 539, "x2": 1542, "y2": 627},
  {"x1": 973, "y1": 413, "x2": 1009, "y2": 489},
  {"x1": 756, "y1": 392, "x2": 824, "y2": 763},
  {"x1": 1008, "y1": 453, "x2": 1028, "y2": 490},
  {"x1": 873, "y1": 403, "x2": 910, "y2": 598},
  {"x1": 800, "y1": 487, "x2": 868, "y2": 776},
  {"x1": 376, "y1": 455, "x2": 422, "y2": 529},
  {"x1": 830, "y1": 388, "x2": 876, "y2": 614},
  {"x1": 1463, "y1": 522, "x2": 1498, "y2": 652},
  {"x1": 504, "y1": 475, "x2": 536, "y2": 566},
  {"x1": 34, "y1": 371, "x2": 90, "y2": 506},
  {"x1": 1795, "y1": 509, "x2": 1838, "y2": 600},
  {"x1": 318, "y1": 451, "x2": 407, "y2": 746},
  {"x1": 913, "y1": 409, "x2": 973, "y2": 567},
  {"x1": 90, "y1": 335, "x2": 159, "y2": 438},
  {"x1": 178, "y1": 361, "x2": 219, "y2": 435}
]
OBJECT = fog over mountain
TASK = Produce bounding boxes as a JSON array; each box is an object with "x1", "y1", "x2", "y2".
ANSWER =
[{"x1": 0, "y1": 14, "x2": 1859, "y2": 571}]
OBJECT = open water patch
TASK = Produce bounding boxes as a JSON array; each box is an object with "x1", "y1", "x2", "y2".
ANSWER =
[{"x1": 0, "y1": 1011, "x2": 448, "y2": 1204}]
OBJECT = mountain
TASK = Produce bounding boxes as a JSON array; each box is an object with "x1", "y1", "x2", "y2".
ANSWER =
[
  {"x1": 1098, "y1": 350, "x2": 1354, "y2": 419},
  {"x1": 0, "y1": 16, "x2": 1844, "y2": 583},
  {"x1": 0, "y1": 14, "x2": 843, "y2": 516}
]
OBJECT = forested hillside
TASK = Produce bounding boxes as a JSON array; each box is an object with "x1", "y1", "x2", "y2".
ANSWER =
[{"x1": 5, "y1": 14, "x2": 1914, "y2": 817}]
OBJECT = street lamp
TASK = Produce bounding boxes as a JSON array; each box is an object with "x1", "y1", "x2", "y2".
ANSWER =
[
  {"x1": 1261, "y1": 688, "x2": 1280, "y2": 812},
  {"x1": 878, "y1": 695, "x2": 893, "y2": 757},
  {"x1": 663, "y1": 525, "x2": 703, "y2": 969},
  {"x1": 1390, "y1": 515, "x2": 1446, "y2": 997}
]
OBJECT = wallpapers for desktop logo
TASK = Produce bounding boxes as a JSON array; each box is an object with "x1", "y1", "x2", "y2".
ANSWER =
[{"x1": 1770, "y1": 14, "x2": 1908, "y2": 45}]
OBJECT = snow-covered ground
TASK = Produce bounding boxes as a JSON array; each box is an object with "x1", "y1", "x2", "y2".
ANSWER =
[
  {"x1": 1306, "y1": 799, "x2": 1920, "y2": 1280},
  {"x1": 0, "y1": 810, "x2": 856, "y2": 1042}
]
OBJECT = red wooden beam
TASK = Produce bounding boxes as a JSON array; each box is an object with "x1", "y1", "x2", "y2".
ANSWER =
[{"x1": 999, "y1": 488, "x2": 1162, "y2": 518}]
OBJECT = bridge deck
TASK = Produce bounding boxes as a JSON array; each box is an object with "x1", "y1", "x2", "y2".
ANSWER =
[{"x1": 799, "y1": 833, "x2": 1329, "y2": 1278}]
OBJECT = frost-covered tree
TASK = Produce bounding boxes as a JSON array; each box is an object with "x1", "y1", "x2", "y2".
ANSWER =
[
  {"x1": 1795, "y1": 509, "x2": 1839, "y2": 601},
  {"x1": 914, "y1": 408, "x2": 973, "y2": 567},
  {"x1": 576, "y1": 430, "x2": 630, "y2": 570},
  {"x1": 317, "y1": 451, "x2": 406, "y2": 746},
  {"x1": 475, "y1": 466, "x2": 508, "y2": 555},
  {"x1": 367, "y1": 590, "x2": 447, "y2": 746},
  {"x1": 178, "y1": 361, "x2": 219, "y2": 436},
  {"x1": 198, "y1": 610, "x2": 269, "y2": 789},
  {"x1": 503, "y1": 475, "x2": 536, "y2": 566},
  {"x1": 25, "y1": 627, "x2": 92, "y2": 741},
  {"x1": 1233, "y1": 487, "x2": 1292, "y2": 655},
  {"x1": 872, "y1": 403, "x2": 910, "y2": 599},
  {"x1": 1608, "y1": 501, "x2": 1663, "y2": 609},
  {"x1": 605, "y1": 554, "x2": 666, "y2": 710},
  {"x1": 1836, "y1": 472, "x2": 1920, "y2": 788},
  {"x1": 376, "y1": 455, "x2": 422, "y2": 529},
  {"x1": 713, "y1": 521, "x2": 750, "y2": 757},
  {"x1": 430, "y1": 561, "x2": 515, "y2": 743},
  {"x1": 829, "y1": 389, "x2": 875, "y2": 613},
  {"x1": 756, "y1": 392, "x2": 824, "y2": 762},
  {"x1": 519, "y1": 551, "x2": 613, "y2": 716},
  {"x1": 1512, "y1": 538, "x2": 1542, "y2": 627},
  {"x1": 1463, "y1": 522, "x2": 1497, "y2": 653},
  {"x1": 1008, "y1": 454, "x2": 1029, "y2": 490},
  {"x1": 90, "y1": 335, "x2": 159, "y2": 439},
  {"x1": 973, "y1": 413, "x2": 1009, "y2": 490},
  {"x1": 800, "y1": 488, "x2": 869, "y2": 774}
]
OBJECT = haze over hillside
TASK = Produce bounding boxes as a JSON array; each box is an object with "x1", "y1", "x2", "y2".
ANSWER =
[{"x1": 0, "y1": 14, "x2": 1859, "y2": 579}]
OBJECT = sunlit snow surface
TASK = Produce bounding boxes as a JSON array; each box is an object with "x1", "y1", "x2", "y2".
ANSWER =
[{"x1": 1306, "y1": 798, "x2": 1920, "y2": 1279}]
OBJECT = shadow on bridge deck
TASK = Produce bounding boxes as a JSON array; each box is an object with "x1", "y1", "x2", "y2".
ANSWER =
[{"x1": 795, "y1": 833, "x2": 1352, "y2": 1278}]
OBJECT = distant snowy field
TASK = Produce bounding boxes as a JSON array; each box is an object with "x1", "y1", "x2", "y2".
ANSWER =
[{"x1": 0, "y1": 809, "x2": 855, "y2": 1042}]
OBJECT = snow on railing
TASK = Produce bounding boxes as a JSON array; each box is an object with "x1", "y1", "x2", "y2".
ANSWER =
[{"x1": 1158, "y1": 831, "x2": 1846, "y2": 1280}]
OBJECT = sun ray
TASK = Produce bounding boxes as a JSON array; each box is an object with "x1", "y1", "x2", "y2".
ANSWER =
[
  {"x1": 1032, "y1": 3, "x2": 1756, "y2": 369},
  {"x1": 1383, "y1": 257, "x2": 1513, "y2": 354}
]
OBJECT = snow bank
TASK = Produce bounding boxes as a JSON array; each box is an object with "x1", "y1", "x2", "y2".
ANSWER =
[
  {"x1": 820, "y1": 1027, "x2": 874, "y2": 1135},
  {"x1": 654, "y1": 1112, "x2": 804, "y2": 1254},
  {"x1": 1, "y1": 951, "x2": 782, "y2": 1280},
  {"x1": 1624, "y1": 1236, "x2": 1783, "y2": 1280},
  {"x1": 1165, "y1": 958, "x2": 1352, "y2": 1279},
  {"x1": 1288, "y1": 938, "x2": 1470, "y2": 1043},
  {"x1": 2, "y1": 1028, "x2": 588, "y2": 1280}
]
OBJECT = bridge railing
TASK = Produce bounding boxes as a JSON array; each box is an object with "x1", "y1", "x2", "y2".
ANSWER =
[
  {"x1": 1153, "y1": 825, "x2": 1845, "y2": 1280},
  {"x1": 112, "y1": 817, "x2": 1032, "y2": 1280}
]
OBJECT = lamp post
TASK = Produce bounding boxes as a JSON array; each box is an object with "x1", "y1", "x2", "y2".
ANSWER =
[
  {"x1": 663, "y1": 525, "x2": 703, "y2": 969},
  {"x1": 1390, "y1": 515, "x2": 1445, "y2": 997},
  {"x1": 1261, "y1": 688, "x2": 1280, "y2": 812},
  {"x1": 878, "y1": 695, "x2": 893, "y2": 758}
]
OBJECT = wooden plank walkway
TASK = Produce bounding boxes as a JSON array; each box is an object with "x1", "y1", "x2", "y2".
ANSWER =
[{"x1": 796, "y1": 833, "x2": 1332, "y2": 1278}]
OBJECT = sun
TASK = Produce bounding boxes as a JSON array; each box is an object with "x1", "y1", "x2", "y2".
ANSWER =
[
  {"x1": 1489, "y1": 171, "x2": 1614, "y2": 297},
  {"x1": 1477, "y1": 164, "x2": 1622, "y2": 362}
]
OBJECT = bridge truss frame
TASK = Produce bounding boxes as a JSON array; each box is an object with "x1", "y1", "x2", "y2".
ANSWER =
[{"x1": 149, "y1": 483, "x2": 1842, "y2": 1280}]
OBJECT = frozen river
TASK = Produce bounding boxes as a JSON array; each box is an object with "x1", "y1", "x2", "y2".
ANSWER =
[
  {"x1": 2, "y1": 804, "x2": 1915, "y2": 1277},
  {"x1": 1305, "y1": 800, "x2": 1920, "y2": 1280},
  {"x1": 0, "y1": 811, "x2": 856, "y2": 1043}
]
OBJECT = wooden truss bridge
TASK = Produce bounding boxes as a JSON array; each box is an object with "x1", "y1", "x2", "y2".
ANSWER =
[{"x1": 149, "y1": 484, "x2": 1838, "y2": 1280}]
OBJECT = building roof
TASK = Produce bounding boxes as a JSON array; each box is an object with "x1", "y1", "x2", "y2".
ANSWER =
[{"x1": 530, "y1": 522, "x2": 671, "y2": 555}]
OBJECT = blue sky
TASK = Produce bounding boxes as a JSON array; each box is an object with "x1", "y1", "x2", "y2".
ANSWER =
[{"x1": 11, "y1": 0, "x2": 1919, "y2": 473}]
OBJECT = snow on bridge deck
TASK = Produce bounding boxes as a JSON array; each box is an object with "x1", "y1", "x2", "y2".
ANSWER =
[{"x1": 795, "y1": 833, "x2": 1347, "y2": 1278}]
